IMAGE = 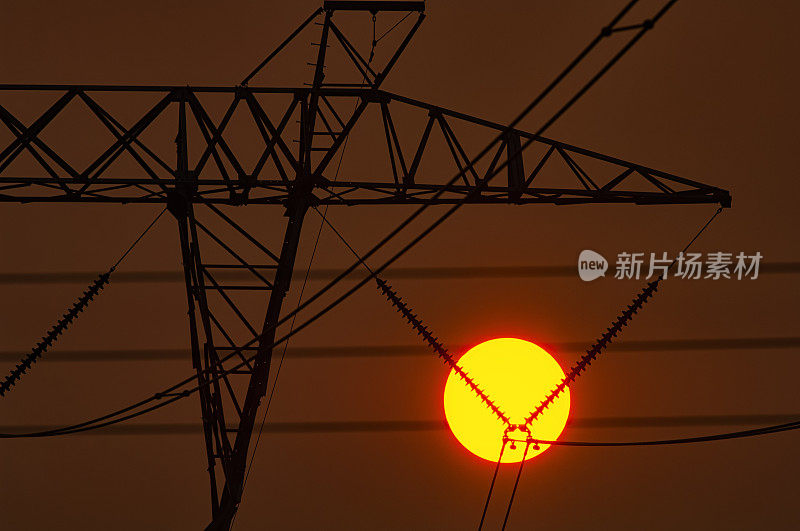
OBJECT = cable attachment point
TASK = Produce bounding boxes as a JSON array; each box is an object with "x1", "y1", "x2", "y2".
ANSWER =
[{"x1": 503, "y1": 425, "x2": 535, "y2": 451}]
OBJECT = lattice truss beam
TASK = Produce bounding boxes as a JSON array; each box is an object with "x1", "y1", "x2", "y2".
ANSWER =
[
  {"x1": 0, "y1": 84, "x2": 731, "y2": 207},
  {"x1": 0, "y1": 0, "x2": 728, "y2": 211}
]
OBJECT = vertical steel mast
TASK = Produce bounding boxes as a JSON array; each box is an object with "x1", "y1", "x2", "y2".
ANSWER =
[{"x1": 171, "y1": 4, "x2": 426, "y2": 527}]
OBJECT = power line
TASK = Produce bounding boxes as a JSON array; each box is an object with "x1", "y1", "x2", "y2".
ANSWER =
[
  {"x1": 528, "y1": 419, "x2": 800, "y2": 447},
  {"x1": 4, "y1": 414, "x2": 799, "y2": 436}
]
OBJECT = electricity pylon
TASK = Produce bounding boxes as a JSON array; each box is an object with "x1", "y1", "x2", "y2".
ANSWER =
[{"x1": 0, "y1": 2, "x2": 730, "y2": 528}]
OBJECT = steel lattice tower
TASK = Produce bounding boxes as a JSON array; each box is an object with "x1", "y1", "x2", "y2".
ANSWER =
[{"x1": 0, "y1": 2, "x2": 730, "y2": 528}]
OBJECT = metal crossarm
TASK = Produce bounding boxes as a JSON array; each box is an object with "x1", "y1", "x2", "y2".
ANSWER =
[{"x1": 0, "y1": 85, "x2": 729, "y2": 207}]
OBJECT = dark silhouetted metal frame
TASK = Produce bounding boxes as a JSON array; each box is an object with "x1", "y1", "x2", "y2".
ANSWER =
[{"x1": 0, "y1": 2, "x2": 731, "y2": 529}]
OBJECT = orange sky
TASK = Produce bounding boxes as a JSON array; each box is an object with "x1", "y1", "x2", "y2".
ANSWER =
[{"x1": 1, "y1": 1, "x2": 799, "y2": 529}]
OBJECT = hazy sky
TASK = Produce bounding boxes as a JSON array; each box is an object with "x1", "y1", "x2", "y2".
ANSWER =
[{"x1": 1, "y1": 1, "x2": 799, "y2": 529}]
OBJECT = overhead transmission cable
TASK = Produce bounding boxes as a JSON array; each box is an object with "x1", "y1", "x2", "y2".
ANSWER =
[{"x1": 516, "y1": 417, "x2": 800, "y2": 447}]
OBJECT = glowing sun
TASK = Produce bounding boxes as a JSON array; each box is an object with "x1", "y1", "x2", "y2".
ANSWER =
[{"x1": 443, "y1": 338, "x2": 570, "y2": 463}]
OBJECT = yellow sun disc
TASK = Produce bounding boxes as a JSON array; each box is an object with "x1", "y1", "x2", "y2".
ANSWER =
[{"x1": 443, "y1": 338, "x2": 570, "y2": 463}]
